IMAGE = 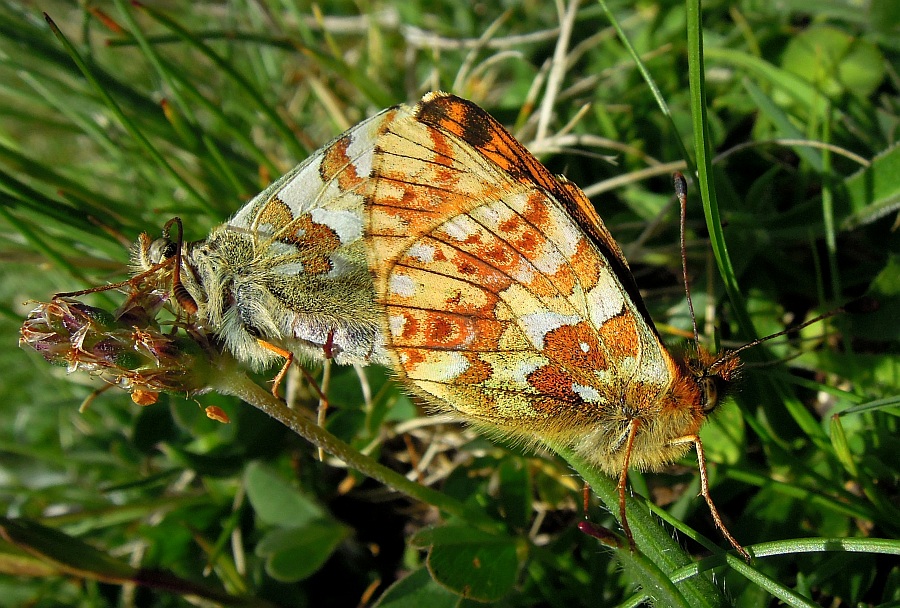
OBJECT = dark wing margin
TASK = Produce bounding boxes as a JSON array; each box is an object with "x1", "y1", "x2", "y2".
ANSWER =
[{"x1": 414, "y1": 92, "x2": 659, "y2": 337}]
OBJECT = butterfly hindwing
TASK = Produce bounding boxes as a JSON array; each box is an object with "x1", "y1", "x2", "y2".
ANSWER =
[{"x1": 182, "y1": 107, "x2": 404, "y2": 367}]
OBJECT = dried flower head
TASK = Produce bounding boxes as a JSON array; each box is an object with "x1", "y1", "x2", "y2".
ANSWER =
[{"x1": 20, "y1": 287, "x2": 216, "y2": 402}]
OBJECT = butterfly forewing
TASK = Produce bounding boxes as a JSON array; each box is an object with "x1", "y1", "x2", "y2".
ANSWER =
[
  {"x1": 365, "y1": 93, "x2": 691, "y2": 475},
  {"x1": 412, "y1": 93, "x2": 655, "y2": 337},
  {"x1": 364, "y1": 102, "x2": 525, "y2": 300}
]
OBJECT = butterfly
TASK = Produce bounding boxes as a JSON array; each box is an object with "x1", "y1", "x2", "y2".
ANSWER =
[
  {"x1": 40, "y1": 92, "x2": 747, "y2": 557},
  {"x1": 362, "y1": 91, "x2": 749, "y2": 559},
  {"x1": 127, "y1": 108, "x2": 415, "y2": 392}
]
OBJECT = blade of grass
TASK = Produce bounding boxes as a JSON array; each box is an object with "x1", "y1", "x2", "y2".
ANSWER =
[
  {"x1": 0, "y1": 142, "x2": 130, "y2": 229},
  {"x1": 741, "y1": 79, "x2": 824, "y2": 171},
  {"x1": 108, "y1": 0, "x2": 274, "y2": 198},
  {"x1": 0, "y1": 168, "x2": 107, "y2": 237},
  {"x1": 705, "y1": 47, "x2": 837, "y2": 124},
  {"x1": 595, "y1": 0, "x2": 697, "y2": 180},
  {"x1": 552, "y1": 443, "x2": 726, "y2": 608},
  {"x1": 102, "y1": 25, "x2": 396, "y2": 108},
  {"x1": 723, "y1": 468, "x2": 879, "y2": 524},
  {"x1": 0, "y1": 205, "x2": 91, "y2": 286},
  {"x1": 147, "y1": 54, "x2": 280, "y2": 178},
  {"x1": 43, "y1": 13, "x2": 213, "y2": 214},
  {"x1": 0, "y1": 14, "x2": 162, "y2": 124},
  {"x1": 110, "y1": 0, "x2": 197, "y2": 125},
  {"x1": 684, "y1": 1, "x2": 753, "y2": 337},
  {"x1": 684, "y1": 1, "x2": 836, "y2": 457},
  {"x1": 9, "y1": 69, "x2": 124, "y2": 160},
  {"x1": 131, "y1": 2, "x2": 307, "y2": 160}
]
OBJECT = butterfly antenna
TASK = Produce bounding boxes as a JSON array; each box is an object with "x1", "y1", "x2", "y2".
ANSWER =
[
  {"x1": 710, "y1": 297, "x2": 876, "y2": 372},
  {"x1": 162, "y1": 217, "x2": 198, "y2": 315},
  {"x1": 674, "y1": 172, "x2": 700, "y2": 343}
]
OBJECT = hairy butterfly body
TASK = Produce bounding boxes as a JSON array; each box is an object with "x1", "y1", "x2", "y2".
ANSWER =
[{"x1": 134, "y1": 109, "x2": 407, "y2": 372}]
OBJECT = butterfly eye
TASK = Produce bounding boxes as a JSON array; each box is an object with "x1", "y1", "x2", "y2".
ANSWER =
[
  {"x1": 700, "y1": 377, "x2": 719, "y2": 413},
  {"x1": 149, "y1": 238, "x2": 177, "y2": 263}
]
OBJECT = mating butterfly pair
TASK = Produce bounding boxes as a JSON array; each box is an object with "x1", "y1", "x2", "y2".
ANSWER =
[{"x1": 57, "y1": 92, "x2": 752, "y2": 558}]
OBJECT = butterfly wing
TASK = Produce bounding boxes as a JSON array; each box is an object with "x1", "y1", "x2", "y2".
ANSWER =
[
  {"x1": 228, "y1": 106, "x2": 403, "y2": 282},
  {"x1": 366, "y1": 93, "x2": 685, "y2": 471},
  {"x1": 412, "y1": 93, "x2": 657, "y2": 338},
  {"x1": 196, "y1": 106, "x2": 406, "y2": 366}
]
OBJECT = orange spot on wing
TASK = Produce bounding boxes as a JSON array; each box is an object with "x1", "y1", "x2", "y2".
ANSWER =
[
  {"x1": 455, "y1": 352, "x2": 493, "y2": 384},
  {"x1": 391, "y1": 309, "x2": 419, "y2": 341},
  {"x1": 426, "y1": 130, "x2": 460, "y2": 186},
  {"x1": 257, "y1": 198, "x2": 293, "y2": 227},
  {"x1": 521, "y1": 190, "x2": 550, "y2": 227},
  {"x1": 569, "y1": 237, "x2": 602, "y2": 289},
  {"x1": 427, "y1": 316, "x2": 457, "y2": 344},
  {"x1": 543, "y1": 322, "x2": 608, "y2": 371},
  {"x1": 527, "y1": 365, "x2": 582, "y2": 405},
  {"x1": 498, "y1": 214, "x2": 522, "y2": 234},
  {"x1": 597, "y1": 313, "x2": 640, "y2": 359},
  {"x1": 396, "y1": 347, "x2": 426, "y2": 368},
  {"x1": 394, "y1": 307, "x2": 504, "y2": 351},
  {"x1": 279, "y1": 213, "x2": 341, "y2": 275},
  {"x1": 321, "y1": 134, "x2": 364, "y2": 191}
]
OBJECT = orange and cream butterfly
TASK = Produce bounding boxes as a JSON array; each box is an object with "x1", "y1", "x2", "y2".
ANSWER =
[
  {"x1": 47, "y1": 106, "x2": 408, "y2": 399},
  {"x1": 124, "y1": 109, "x2": 409, "y2": 391},
  {"x1": 36, "y1": 92, "x2": 747, "y2": 557},
  {"x1": 362, "y1": 92, "x2": 750, "y2": 559}
]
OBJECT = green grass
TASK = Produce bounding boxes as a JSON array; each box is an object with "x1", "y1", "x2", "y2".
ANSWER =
[{"x1": 2, "y1": 1, "x2": 899, "y2": 606}]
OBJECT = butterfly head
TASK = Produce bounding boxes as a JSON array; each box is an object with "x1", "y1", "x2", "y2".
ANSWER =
[
  {"x1": 682, "y1": 346, "x2": 742, "y2": 415},
  {"x1": 131, "y1": 218, "x2": 200, "y2": 315}
]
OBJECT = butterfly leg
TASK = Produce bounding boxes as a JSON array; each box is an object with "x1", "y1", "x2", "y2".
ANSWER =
[
  {"x1": 617, "y1": 418, "x2": 641, "y2": 553},
  {"x1": 54, "y1": 247, "x2": 174, "y2": 300},
  {"x1": 257, "y1": 339, "x2": 335, "y2": 453},
  {"x1": 671, "y1": 434, "x2": 751, "y2": 561},
  {"x1": 578, "y1": 484, "x2": 626, "y2": 548},
  {"x1": 256, "y1": 339, "x2": 294, "y2": 399},
  {"x1": 315, "y1": 358, "x2": 331, "y2": 461},
  {"x1": 314, "y1": 330, "x2": 338, "y2": 461}
]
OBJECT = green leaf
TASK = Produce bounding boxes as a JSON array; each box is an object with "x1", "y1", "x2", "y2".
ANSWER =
[
  {"x1": 373, "y1": 567, "x2": 462, "y2": 608},
  {"x1": 842, "y1": 254, "x2": 900, "y2": 343},
  {"x1": 244, "y1": 462, "x2": 324, "y2": 527},
  {"x1": 700, "y1": 401, "x2": 745, "y2": 466},
  {"x1": 706, "y1": 47, "x2": 832, "y2": 120},
  {"x1": 411, "y1": 525, "x2": 520, "y2": 603},
  {"x1": 256, "y1": 520, "x2": 349, "y2": 582},
  {"x1": 781, "y1": 26, "x2": 885, "y2": 98},
  {"x1": 496, "y1": 457, "x2": 531, "y2": 530},
  {"x1": 839, "y1": 144, "x2": 900, "y2": 229}
]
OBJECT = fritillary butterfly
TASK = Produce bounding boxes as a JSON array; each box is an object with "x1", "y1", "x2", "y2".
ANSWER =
[{"x1": 363, "y1": 92, "x2": 749, "y2": 559}]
